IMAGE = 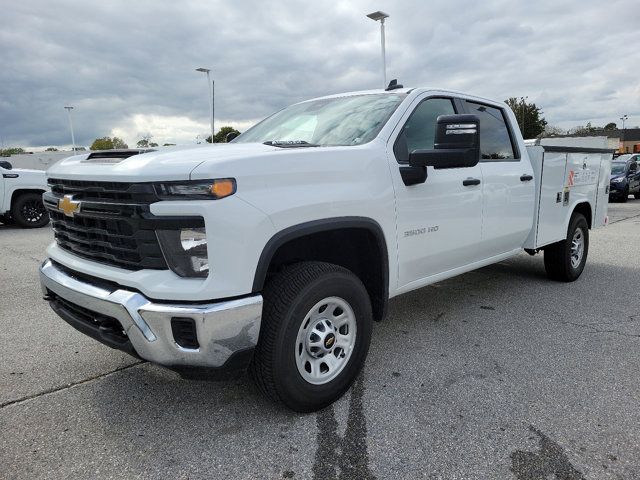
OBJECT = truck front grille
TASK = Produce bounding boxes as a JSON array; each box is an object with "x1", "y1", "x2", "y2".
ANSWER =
[
  {"x1": 48, "y1": 178, "x2": 159, "y2": 203},
  {"x1": 44, "y1": 179, "x2": 202, "y2": 271}
]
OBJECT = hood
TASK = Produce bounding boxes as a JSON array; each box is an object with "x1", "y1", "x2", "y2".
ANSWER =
[
  {"x1": 9, "y1": 167, "x2": 46, "y2": 175},
  {"x1": 45, "y1": 143, "x2": 280, "y2": 182},
  {"x1": 610, "y1": 174, "x2": 626, "y2": 181}
]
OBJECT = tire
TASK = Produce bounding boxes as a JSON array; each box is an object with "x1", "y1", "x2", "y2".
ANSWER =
[
  {"x1": 543, "y1": 213, "x2": 589, "y2": 282},
  {"x1": 250, "y1": 261, "x2": 373, "y2": 412},
  {"x1": 620, "y1": 187, "x2": 629, "y2": 203},
  {"x1": 11, "y1": 193, "x2": 49, "y2": 228},
  {"x1": 634, "y1": 193, "x2": 640, "y2": 199}
]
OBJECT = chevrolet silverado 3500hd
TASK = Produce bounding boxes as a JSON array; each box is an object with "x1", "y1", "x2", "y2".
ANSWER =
[{"x1": 39, "y1": 86, "x2": 612, "y2": 412}]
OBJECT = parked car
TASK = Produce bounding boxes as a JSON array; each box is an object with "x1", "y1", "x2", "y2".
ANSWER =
[
  {"x1": 0, "y1": 160, "x2": 49, "y2": 227},
  {"x1": 39, "y1": 86, "x2": 612, "y2": 412},
  {"x1": 609, "y1": 156, "x2": 640, "y2": 202}
]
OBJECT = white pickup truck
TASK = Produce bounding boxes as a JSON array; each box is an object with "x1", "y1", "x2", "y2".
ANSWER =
[
  {"x1": 0, "y1": 160, "x2": 49, "y2": 228},
  {"x1": 39, "y1": 86, "x2": 612, "y2": 412}
]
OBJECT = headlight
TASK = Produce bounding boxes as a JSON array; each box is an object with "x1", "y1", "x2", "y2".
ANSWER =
[
  {"x1": 611, "y1": 177, "x2": 625, "y2": 183},
  {"x1": 155, "y1": 179, "x2": 236, "y2": 200},
  {"x1": 156, "y1": 227, "x2": 209, "y2": 278}
]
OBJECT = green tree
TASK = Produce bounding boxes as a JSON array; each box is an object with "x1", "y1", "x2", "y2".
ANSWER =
[
  {"x1": 136, "y1": 134, "x2": 153, "y2": 148},
  {"x1": 45, "y1": 147, "x2": 59, "y2": 151},
  {"x1": 90, "y1": 136, "x2": 128, "y2": 150},
  {"x1": 543, "y1": 125, "x2": 566, "y2": 136},
  {"x1": 0, "y1": 147, "x2": 25, "y2": 156},
  {"x1": 504, "y1": 97, "x2": 548, "y2": 139},
  {"x1": 149, "y1": 142, "x2": 158, "y2": 147},
  {"x1": 604, "y1": 122, "x2": 617, "y2": 131},
  {"x1": 206, "y1": 126, "x2": 241, "y2": 143}
]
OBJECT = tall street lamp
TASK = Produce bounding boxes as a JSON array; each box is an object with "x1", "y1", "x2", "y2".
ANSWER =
[
  {"x1": 196, "y1": 67, "x2": 215, "y2": 143},
  {"x1": 64, "y1": 106, "x2": 76, "y2": 152},
  {"x1": 620, "y1": 114, "x2": 628, "y2": 152},
  {"x1": 366, "y1": 11, "x2": 389, "y2": 89},
  {"x1": 521, "y1": 96, "x2": 528, "y2": 137}
]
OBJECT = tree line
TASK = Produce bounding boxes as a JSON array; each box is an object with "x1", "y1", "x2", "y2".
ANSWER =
[{"x1": 88, "y1": 126, "x2": 241, "y2": 150}]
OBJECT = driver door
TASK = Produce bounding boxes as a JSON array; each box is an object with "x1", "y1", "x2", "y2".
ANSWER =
[{"x1": 388, "y1": 95, "x2": 484, "y2": 290}]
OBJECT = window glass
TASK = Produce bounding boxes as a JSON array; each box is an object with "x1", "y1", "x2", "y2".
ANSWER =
[
  {"x1": 464, "y1": 101, "x2": 516, "y2": 160},
  {"x1": 611, "y1": 163, "x2": 626, "y2": 175},
  {"x1": 394, "y1": 98, "x2": 455, "y2": 163},
  {"x1": 235, "y1": 94, "x2": 406, "y2": 146}
]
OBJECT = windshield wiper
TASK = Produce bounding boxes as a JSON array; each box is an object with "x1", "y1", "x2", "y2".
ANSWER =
[{"x1": 263, "y1": 140, "x2": 320, "y2": 148}]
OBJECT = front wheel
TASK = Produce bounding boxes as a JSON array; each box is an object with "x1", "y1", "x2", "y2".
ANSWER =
[
  {"x1": 250, "y1": 261, "x2": 373, "y2": 412},
  {"x1": 11, "y1": 193, "x2": 49, "y2": 228},
  {"x1": 620, "y1": 187, "x2": 629, "y2": 203},
  {"x1": 543, "y1": 213, "x2": 589, "y2": 282}
]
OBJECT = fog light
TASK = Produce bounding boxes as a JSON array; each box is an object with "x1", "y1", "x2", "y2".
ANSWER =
[{"x1": 156, "y1": 227, "x2": 209, "y2": 278}]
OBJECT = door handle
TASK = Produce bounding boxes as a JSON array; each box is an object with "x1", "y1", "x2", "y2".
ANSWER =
[
  {"x1": 463, "y1": 178, "x2": 481, "y2": 186},
  {"x1": 520, "y1": 174, "x2": 533, "y2": 182}
]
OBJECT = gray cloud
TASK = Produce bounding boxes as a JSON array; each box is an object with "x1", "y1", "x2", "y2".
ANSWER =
[{"x1": 1, "y1": 0, "x2": 639, "y2": 148}]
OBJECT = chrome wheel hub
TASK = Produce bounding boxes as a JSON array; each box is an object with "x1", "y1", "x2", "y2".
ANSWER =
[
  {"x1": 295, "y1": 296, "x2": 357, "y2": 385},
  {"x1": 570, "y1": 228, "x2": 584, "y2": 269}
]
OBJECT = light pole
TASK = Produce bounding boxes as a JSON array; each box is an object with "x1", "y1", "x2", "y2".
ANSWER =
[
  {"x1": 521, "y1": 96, "x2": 528, "y2": 137},
  {"x1": 620, "y1": 114, "x2": 628, "y2": 152},
  {"x1": 64, "y1": 106, "x2": 76, "y2": 152},
  {"x1": 196, "y1": 67, "x2": 215, "y2": 143},
  {"x1": 366, "y1": 11, "x2": 389, "y2": 89}
]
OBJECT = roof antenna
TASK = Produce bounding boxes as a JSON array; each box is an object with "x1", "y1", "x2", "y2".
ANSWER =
[{"x1": 385, "y1": 79, "x2": 403, "y2": 91}]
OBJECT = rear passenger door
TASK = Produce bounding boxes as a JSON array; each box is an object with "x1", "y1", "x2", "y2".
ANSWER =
[{"x1": 461, "y1": 100, "x2": 535, "y2": 259}]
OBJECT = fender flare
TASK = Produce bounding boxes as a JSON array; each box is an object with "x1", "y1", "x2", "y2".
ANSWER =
[
  {"x1": 567, "y1": 200, "x2": 593, "y2": 231},
  {"x1": 6, "y1": 186, "x2": 47, "y2": 211},
  {"x1": 251, "y1": 216, "x2": 389, "y2": 319}
]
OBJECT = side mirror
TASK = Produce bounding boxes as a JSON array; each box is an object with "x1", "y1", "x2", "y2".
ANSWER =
[
  {"x1": 226, "y1": 131, "x2": 240, "y2": 143},
  {"x1": 409, "y1": 114, "x2": 480, "y2": 169},
  {"x1": 0, "y1": 160, "x2": 12, "y2": 170}
]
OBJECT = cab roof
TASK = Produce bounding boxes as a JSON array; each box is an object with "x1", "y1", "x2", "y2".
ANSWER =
[{"x1": 307, "y1": 87, "x2": 505, "y2": 109}]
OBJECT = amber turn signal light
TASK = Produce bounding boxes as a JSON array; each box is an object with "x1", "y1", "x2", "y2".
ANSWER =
[{"x1": 210, "y1": 178, "x2": 236, "y2": 199}]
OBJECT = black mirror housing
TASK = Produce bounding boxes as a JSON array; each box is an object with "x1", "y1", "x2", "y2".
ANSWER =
[
  {"x1": 409, "y1": 114, "x2": 480, "y2": 169},
  {"x1": 0, "y1": 160, "x2": 12, "y2": 170}
]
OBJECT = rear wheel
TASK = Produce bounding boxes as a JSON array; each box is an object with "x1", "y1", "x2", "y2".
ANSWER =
[
  {"x1": 11, "y1": 193, "x2": 49, "y2": 228},
  {"x1": 544, "y1": 213, "x2": 589, "y2": 282},
  {"x1": 250, "y1": 261, "x2": 373, "y2": 412},
  {"x1": 634, "y1": 192, "x2": 640, "y2": 199}
]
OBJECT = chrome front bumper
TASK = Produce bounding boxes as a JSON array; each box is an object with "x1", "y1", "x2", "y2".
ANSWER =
[{"x1": 39, "y1": 259, "x2": 263, "y2": 370}]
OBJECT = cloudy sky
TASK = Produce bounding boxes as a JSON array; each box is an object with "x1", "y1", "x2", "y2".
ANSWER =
[{"x1": 1, "y1": 0, "x2": 639, "y2": 149}]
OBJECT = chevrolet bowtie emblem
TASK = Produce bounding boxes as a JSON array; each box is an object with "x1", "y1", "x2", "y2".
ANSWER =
[{"x1": 58, "y1": 194, "x2": 81, "y2": 217}]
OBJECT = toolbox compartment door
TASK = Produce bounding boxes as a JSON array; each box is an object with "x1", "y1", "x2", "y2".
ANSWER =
[
  {"x1": 534, "y1": 150, "x2": 569, "y2": 247},
  {"x1": 594, "y1": 153, "x2": 612, "y2": 228}
]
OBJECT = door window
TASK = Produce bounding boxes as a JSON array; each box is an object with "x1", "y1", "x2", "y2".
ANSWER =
[
  {"x1": 394, "y1": 98, "x2": 455, "y2": 163},
  {"x1": 464, "y1": 101, "x2": 516, "y2": 161}
]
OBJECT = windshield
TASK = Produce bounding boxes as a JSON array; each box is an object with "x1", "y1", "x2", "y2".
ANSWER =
[
  {"x1": 611, "y1": 163, "x2": 627, "y2": 175},
  {"x1": 616, "y1": 154, "x2": 631, "y2": 163},
  {"x1": 234, "y1": 94, "x2": 406, "y2": 146}
]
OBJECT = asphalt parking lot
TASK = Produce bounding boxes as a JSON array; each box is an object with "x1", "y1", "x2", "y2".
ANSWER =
[{"x1": 1, "y1": 200, "x2": 639, "y2": 480}]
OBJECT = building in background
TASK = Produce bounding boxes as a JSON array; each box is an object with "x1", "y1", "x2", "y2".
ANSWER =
[{"x1": 544, "y1": 128, "x2": 640, "y2": 154}]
